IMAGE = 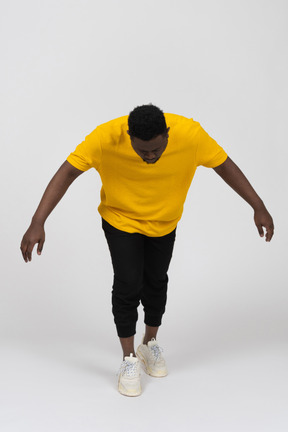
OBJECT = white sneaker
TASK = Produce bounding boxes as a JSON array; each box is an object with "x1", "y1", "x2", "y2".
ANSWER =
[
  {"x1": 136, "y1": 337, "x2": 168, "y2": 377},
  {"x1": 117, "y1": 353, "x2": 141, "y2": 397}
]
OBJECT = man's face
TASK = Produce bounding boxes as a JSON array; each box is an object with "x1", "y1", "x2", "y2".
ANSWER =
[{"x1": 127, "y1": 127, "x2": 170, "y2": 164}]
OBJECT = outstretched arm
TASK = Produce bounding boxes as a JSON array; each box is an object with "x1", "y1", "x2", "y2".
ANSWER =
[
  {"x1": 20, "y1": 160, "x2": 84, "y2": 262},
  {"x1": 213, "y1": 156, "x2": 274, "y2": 242}
]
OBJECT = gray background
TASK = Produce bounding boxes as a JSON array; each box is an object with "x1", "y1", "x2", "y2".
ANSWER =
[{"x1": 1, "y1": 0, "x2": 287, "y2": 430}]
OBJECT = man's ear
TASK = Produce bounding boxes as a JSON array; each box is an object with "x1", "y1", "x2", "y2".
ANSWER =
[
  {"x1": 127, "y1": 130, "x2": 135, "y2": 142},
  {"x1": 163, "y1": 127, "x2": 170, "y2": 137}
]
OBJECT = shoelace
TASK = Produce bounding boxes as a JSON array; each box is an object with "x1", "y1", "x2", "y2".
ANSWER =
[
  {"x1": 118, "y1": 360, "x2": 139, "y2": 377},
  {"x1": 150, "y1": 344, "x2": 164, "y2": 364}
]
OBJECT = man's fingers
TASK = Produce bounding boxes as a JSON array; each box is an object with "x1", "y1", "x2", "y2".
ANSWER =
[
  {"x1": 37, "y1": 239, "x2": 44, "y2": 255},
  {"x1": 257, "y1": 224, "x2": 264, "y2": 237},
  {"x1": 21, "y1": 224, "x2": 46, "y2": 262},
  {"x1": 20, "y1": 240, "x2": 29, "y2": 262},
  {"x1": 21, "y1": 239, "x2": 44, "y2": 261},
  {"x1": 20, "y1": 243, "x2": 27, "y2": 262},
  {"x1": 265, "y1": 224, "x2": 274, "y2": 242},
  {"x1": 254, "y1": 209, "x2": 274, "y2": 242},
  {"x1": 257, "y1": 223, "x2": 274, "y2": 242},
  {"x1": 26, "y1": 242, "x2": 36, "y2": 262}
]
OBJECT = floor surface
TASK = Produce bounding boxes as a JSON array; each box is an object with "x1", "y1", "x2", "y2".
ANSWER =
[{"x1": 1, "y1": 338, "x2": 287, "y2": 432}]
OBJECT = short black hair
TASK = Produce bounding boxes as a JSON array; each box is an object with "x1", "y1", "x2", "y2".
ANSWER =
[{"x1": 128, "y1": 103, "x2": 168, "y2": 141}]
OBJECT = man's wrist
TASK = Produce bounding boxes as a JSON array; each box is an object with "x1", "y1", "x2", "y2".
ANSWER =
[
  {"x1": 31, "y1": 216, "x2": 45, "y2": 227},
  {"x1": 252, "y1": 199, "x2": 265, "y2": 211}
]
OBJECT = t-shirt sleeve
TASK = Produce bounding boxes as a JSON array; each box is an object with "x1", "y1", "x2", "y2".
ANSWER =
[
  {"x1": 196, "y1": 125, "x2": 228, "y2": 168},
  {"x1": 66, "y1": 126, "x2": 102, "y2": 172}
]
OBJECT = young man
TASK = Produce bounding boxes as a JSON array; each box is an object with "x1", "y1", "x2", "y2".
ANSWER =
[{"x1": 20, "y1": 104, "x2": 274, "y2": 397}]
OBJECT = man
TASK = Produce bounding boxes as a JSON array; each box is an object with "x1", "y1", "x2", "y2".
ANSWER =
[{"x1": 20, "y1": 103, "x2": 274, "y2": 397}]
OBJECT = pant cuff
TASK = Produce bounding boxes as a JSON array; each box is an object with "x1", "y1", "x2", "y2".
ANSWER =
[
  {"x1": 144, "y1": 314, "x2": 163, "y2": 327},
  {"x1": 116, "y1": 323, "x2": 136, "y2": 338}
]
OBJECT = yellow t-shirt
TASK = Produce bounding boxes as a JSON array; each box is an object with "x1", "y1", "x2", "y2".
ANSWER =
[{"x1": 67, "y1": 113, "x2": 228, "y2": 236}]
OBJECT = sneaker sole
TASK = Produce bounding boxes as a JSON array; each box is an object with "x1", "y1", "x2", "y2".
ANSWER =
[
  {"x1": 136, "y1": 351, "x2": 168, "y2": 377},
  {"x1": 118, "y1": 388, "x2": 142, "y2": 397},
  {"x1": 118, "y1": 378, "x2": 142, "y2": 397}
]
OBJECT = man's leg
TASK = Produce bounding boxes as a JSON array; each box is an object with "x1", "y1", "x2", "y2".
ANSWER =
[
  {"x1": 102, "y1": 218, "x2": 145, "y2": 359},
  {"x1": 119, "y1": 335, "x2": 135, "y2": 360},
  {"x1": 135, "y1": 227, "x2": 177, "y2": 377},
  {"x1": 143, "y1": 325, "x2": 159, "y2": 345},
  {"x1": 141, "y1": 227, "x2": 177, "y2": 340}
]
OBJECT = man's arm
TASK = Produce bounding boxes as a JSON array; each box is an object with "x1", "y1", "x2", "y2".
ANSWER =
[
  {"x1": 20, "y1": 160, "x2": 84, "y2": 262},
  {"x1": 213, "y1": 156, "x2": 274, "y2": 242}
]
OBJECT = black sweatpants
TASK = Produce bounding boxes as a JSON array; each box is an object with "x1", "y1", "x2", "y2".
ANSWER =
[{"x1": 102, "y1": 217, "x2": 177, "y2": 338}]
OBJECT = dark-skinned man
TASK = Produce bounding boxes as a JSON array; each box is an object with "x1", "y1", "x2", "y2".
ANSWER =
[{"x1": 20, "y1": 103, "x2": 274, "y2": 397}]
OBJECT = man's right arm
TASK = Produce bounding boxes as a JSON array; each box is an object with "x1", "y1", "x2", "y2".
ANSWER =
[{"x1": 20, "y1": 160, "x2": 84, "y2": 263}]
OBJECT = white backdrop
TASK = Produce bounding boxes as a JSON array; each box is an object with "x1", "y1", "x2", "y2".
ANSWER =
[{"x1": 1, "y1": 0, "x2": 287, "y2": 431}]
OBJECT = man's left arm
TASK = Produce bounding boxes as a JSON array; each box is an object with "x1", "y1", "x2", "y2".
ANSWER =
[{"x1": 213, "y1": 156, "x2": 274, "y2": 242}]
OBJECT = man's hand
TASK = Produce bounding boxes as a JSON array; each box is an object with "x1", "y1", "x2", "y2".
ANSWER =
[
  {"x1": 254, "y1": 207, "x2": 274, "y2": 242},
  {"x1": 20, "y1": 222, "x2": 45, "y2": 262},
  {"x1": 213, "y1": 157, "x2": 275, "y2": 242},
  {"x1": 20, "y1": 160, "x2": 84, "y2": 263}
]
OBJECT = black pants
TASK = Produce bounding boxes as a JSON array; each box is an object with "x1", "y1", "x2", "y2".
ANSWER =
[{"x1": 102, "y1": 217, "x2": 177, "y2": 338}]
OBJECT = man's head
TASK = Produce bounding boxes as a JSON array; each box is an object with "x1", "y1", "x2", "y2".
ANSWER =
[{"x1": 127, "y1": 103, "x2": 170, "y2": 164}]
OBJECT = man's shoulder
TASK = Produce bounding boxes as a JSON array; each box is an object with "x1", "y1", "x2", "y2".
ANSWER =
[
  {"x1": 164, "y1": 113, "x2": 201, "y2": 136},
  {"x1": 93, "y1": 115, "x2": 129, "y2": 140}
]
